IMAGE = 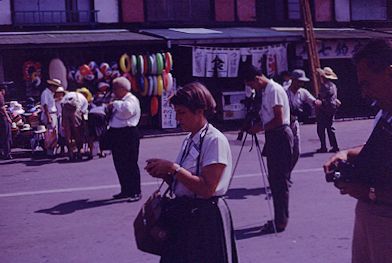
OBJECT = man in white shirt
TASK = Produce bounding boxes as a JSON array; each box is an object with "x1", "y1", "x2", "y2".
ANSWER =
[
  {"x1": 286, "y1": 69, "x2": 321, "y2": 170},
  {"x1": 107, "y1": 77, "x2": 142, "y2": 202},
  {"x1": 241, "y1": 65, "x2": 294, "y2": 234},
  {"x1": 61, "y1": 91, "x2": 88, "y2": 160},
  {"x1": 41, "y1": 79, "x2": 61, "y2": 156}
]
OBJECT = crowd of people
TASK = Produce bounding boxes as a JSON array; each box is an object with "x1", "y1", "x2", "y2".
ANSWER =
[
  {"x1": 1, "y1": 40, "x2": 391, "y2": 263},
  {"x1": 0, "y1": 77, "x2": 114, "y2": 161}
]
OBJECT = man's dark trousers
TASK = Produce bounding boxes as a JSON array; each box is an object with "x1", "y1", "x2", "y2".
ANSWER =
[
  {"x1": 316, "y1": 112, "x2": 338, "y2": 150},
  {"x1": 264, "y1": 125, "x2": 294, "y2": 228},
  {"x1": 110, "y1": 126, "x2": 141, "y2": 196}
]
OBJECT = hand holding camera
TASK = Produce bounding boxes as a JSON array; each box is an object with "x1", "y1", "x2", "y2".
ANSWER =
[
  {"x1": 323, "y1": 151, "x2": 370, "y2": 201},
  {"x1": 325, "y1": 160, "x2": 356, "y2": 184}
]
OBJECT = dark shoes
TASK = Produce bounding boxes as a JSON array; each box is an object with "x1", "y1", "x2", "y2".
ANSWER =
[
  {"x1": 316, "y1": 148, "x2": 328, "y2": 153},
  {"x1": 112, "y1": 192, "x2": 142, "y2": 202},
  {"x1": 329, "y1": 148, "x2": 340, "y2": 153},
  {"x1": 112, "y1": 192, "x2": 132, "y2": 199},
  {"x1": 259, "y1": 221, "x2": 285, "y2": 235},
  {"x1": 127, "y1": 194, "x2": 142, "y2": 203}
]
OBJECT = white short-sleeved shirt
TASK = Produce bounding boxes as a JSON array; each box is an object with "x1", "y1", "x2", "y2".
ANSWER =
[
  {"x1": 109, "y1": 92, "x2": 141, "y2": 128},
  {"x1": 174, "y1": 124, "x2": 233, "y2": 198},
  {"x1": 41, "y1": 88, "x2": 57, "y2": 113},
  {"x1": 61, "y1": 92, "x2": 88, "y2": 114},
  {"x1": 287, "y1": 87, "x2": 316, "y2": 110},
  {"x1": 260, "y1": 79, "x2": 290, "y2": 127}
]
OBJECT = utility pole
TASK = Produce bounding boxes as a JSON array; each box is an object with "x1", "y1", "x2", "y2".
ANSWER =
[{"x1": 300, "y1": 0, "x2": 321, "y2": 96}]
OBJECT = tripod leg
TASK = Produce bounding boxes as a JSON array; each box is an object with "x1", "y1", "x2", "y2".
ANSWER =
[
  {"x1": 253, "y1": 134, "x2": 277, "y2": 234},
  {"x1": 230, "y1": 132, "x2": 249, "y2": 185}
]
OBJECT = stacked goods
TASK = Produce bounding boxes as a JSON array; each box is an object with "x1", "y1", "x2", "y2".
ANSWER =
[{"x1": 119, "y1": 52, "x2": 174, "y2": 97}]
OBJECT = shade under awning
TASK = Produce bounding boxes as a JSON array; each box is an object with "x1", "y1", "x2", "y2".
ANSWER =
[
  {"x1": 0, "y1": 29, "x2": 164, "y2": 49},
  {"x1": 140, "y1": 27, "x2": 301, "y2": 45}
]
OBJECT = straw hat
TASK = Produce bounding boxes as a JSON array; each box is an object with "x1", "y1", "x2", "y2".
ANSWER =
[
  {"x1": 317, "y1": 67, "x2": 338, "y2": 80},
  {"x1": 76, "y1": 87, "x2": 93, "y2": 102},
  {"x1": 20, "y1": 123, "x2": 32, "y2": 131},
  {"x1": 9, "y1": 102, "x2": 25, "y2": 115},
  {"x1": 47, "y1": 78, "x2": 62, "y2": 87},
  {"x1": 34, "y1": 125, "x2": 47, "y2": 134}
]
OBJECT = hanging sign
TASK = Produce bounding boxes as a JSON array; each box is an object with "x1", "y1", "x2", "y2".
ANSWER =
[
  {"x1": 296, "y1": 40, "x2": 365, "y2": 59},
  {"x1": 161, "y1": 79, "x2": 177, "y2": 129}
]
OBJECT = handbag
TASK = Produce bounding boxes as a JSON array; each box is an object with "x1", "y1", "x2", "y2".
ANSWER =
[{"x1": 133, "y1": 181, "x2": 170, "y2": 256}]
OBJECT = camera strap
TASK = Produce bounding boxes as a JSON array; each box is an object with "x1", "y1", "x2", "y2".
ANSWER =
[{"x1": 172, "y1": 124, "x2": 209, "y2": 197}]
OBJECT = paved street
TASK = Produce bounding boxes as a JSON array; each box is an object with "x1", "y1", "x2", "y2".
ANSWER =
[{"x1": 0, "y1": 119, "x2": 374, "y2": 263}]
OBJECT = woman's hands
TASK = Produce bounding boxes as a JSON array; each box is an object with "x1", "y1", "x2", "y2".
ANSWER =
[{"x1": 145, "y1": 158, "x2": 176, "y2": 181}]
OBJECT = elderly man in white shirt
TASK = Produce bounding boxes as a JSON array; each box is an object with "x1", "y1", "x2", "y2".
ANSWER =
[
  {"x1": 107, "y1": 77, "x2": 142, "y2": 202},
  {"x1": 286, "y1": 69, "x2": 321, "y2": 170}
]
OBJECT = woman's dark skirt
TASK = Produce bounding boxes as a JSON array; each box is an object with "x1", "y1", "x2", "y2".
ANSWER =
[
  {"x1": 87, "y1": 113, "x2": 107, "y2": 140},
  {"x1": 160, "y1": 196, "x2": 238, "y2": 263}
]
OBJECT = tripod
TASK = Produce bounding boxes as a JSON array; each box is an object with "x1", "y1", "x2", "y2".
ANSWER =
[{"x1": 231, "y1": 131, "x2": 278, "y2": 234}]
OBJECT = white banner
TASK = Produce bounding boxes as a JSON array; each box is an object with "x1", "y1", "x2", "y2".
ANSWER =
[
  {"x1": 192, "y1": 47, "x2": 207, "y2": 77},
  {"x1": 191, "y1": 44, "x2": 287, "y2": 78},
  {"x1": 251, "y1": 48, "x2": 267, "y2": 71},
  {"x1": 160, "y1": 80, "x2": 177, "y2": 129},
  {"x1": 206, "y1": 49, "x2": 228, "y2": 78},
  {"x1": 227, "y1": 49, "x2": 241, "y2": 78}
]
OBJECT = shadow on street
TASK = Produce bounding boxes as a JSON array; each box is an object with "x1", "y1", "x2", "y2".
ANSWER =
[
  {"x1": 35, "y1": 198, "x2": 127, "y2": 215},
  {"x1": 235, "y1": 225, "x2": 264, "y2": 240},
  {"x1": 226, "y1": 187, "x2": 268, "y2": 200},
  {"x1": 300, "y1": 151, "x2": 315, "y2": 158}
]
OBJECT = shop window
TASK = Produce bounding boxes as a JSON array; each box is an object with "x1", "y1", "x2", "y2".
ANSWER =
[
  {"x1": 13, "y1": 0, "x2": 97, "y2": 25},
  {"x1": 145, "y1": 0, "x2": 212, "y2": 23},
  {"x1": 351, "y1": 0, "x2": 387, "y2": 21}
]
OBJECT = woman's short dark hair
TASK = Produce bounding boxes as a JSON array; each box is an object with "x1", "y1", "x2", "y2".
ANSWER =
[
  {"x1": 353, "y1": 39, "x2": 392, "y2": 72},
  {"x1": 170, "y1": 82, "x2": 216, "y2": 116}
]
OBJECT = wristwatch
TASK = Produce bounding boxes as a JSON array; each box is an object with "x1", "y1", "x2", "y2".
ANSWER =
[
  {"x1": 368, "y1": 187, "x2": 377, "y2": 202},
  {"x1": 172, "y1": 163, "x2": 182, "y2": 176}
]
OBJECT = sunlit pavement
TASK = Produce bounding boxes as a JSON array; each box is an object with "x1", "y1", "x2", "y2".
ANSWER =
[{"x1": 0, "y1": 119, "x2": 374, "y2": 263}]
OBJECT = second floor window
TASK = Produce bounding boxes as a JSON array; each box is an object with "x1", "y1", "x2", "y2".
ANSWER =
[
  {"x1": 13, "y1": 0, "x2": 96, "y2": 25},
  {"x1": 145, "y1": 0, "x2": 212, "y2": 24},
  {"x1": 351, "y1": 0, "x2": 387, "y2": 21},
  {"x1": 287, "y1": 0, "x2": 301, "y2": 20}
]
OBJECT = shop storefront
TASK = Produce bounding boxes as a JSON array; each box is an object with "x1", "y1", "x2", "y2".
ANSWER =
[
  {"x1": 0, "y1": 30, "x2": 178, "y2": 129},
  {"x1": 140, "y1": 27, "x2": 301, "y2": 124},
  {"x1": 274, "y1": 27, "x2": 392, "y2": 118}
]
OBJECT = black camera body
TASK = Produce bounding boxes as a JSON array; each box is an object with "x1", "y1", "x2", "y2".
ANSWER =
[{"x1": 325, "y1": 160, "x2": 356, "y2": 184}]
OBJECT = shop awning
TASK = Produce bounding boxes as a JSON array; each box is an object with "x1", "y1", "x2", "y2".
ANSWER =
[
  {"x1": 0, "y1": 29, "x2": 164, "y2": 49},
  {"x1": 271, "y1": 27, "x2": 392, "y2": 40},
  {"x1": 140, "y1": 27, "x2": 301, "y2": 45}
]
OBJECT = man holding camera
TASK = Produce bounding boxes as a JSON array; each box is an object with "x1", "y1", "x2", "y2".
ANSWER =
[
  {"x1": 324, "y1": 39, "x2": 392, "y2": 263},
  {"x1": 241, "y1": 65, "x2": 294, "y2": 234}
]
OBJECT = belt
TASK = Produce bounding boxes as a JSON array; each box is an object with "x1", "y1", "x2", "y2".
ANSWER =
[
  {"x1": 110, "y1": 126, "x2": 136, "y2": 129},
  {"x1": 265, "y1": 124, "x2": 289, "y2": 133}
]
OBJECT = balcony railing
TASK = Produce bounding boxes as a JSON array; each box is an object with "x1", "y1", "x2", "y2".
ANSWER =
[{"x1": 13, "y1": 10, "x2": 99, "y2": 26}]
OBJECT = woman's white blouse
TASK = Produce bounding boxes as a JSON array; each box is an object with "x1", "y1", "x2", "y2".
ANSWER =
[{"x1": 173, "y1": 124, "x2": 233, "y2": 198}]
